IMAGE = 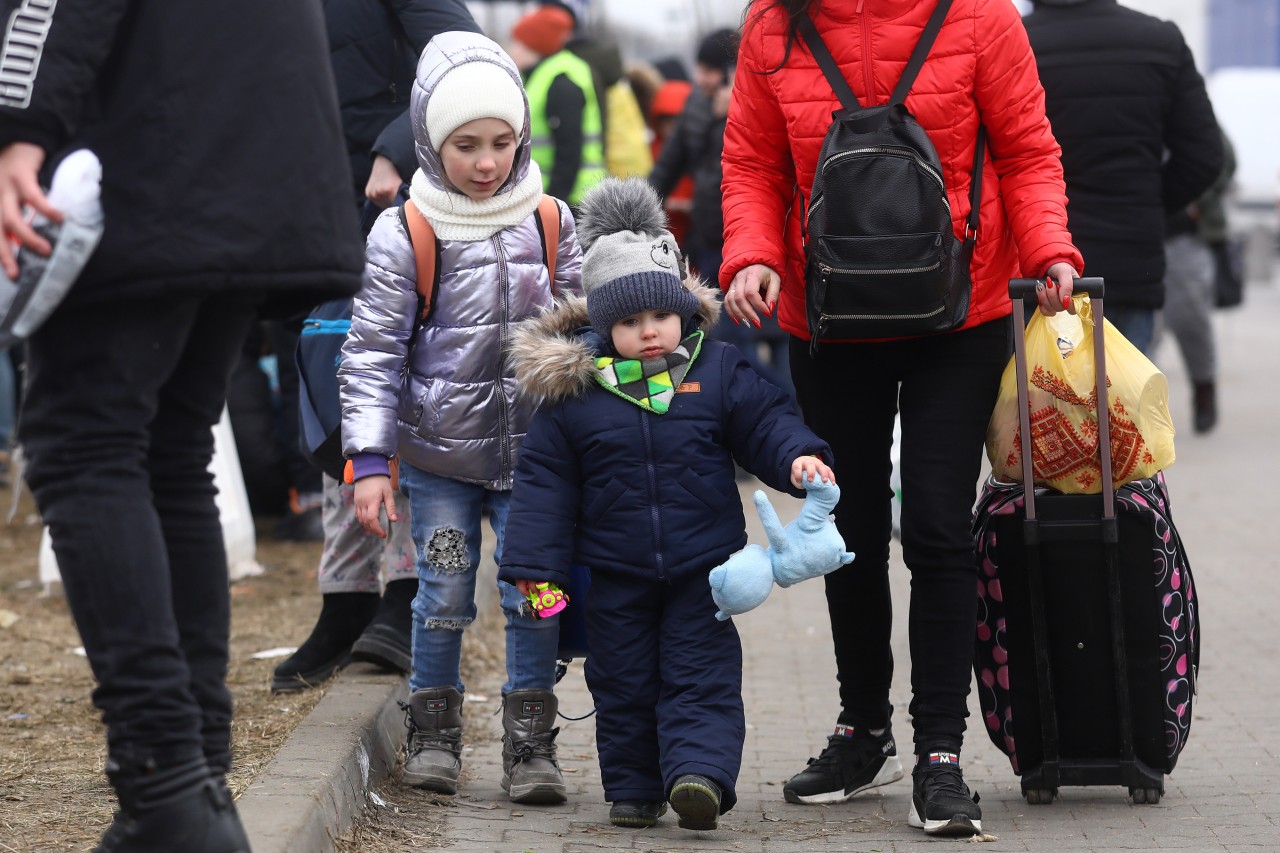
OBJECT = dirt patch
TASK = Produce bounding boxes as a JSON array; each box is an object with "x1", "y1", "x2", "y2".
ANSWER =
[{"x1": 0, "y1": 481, "x2": 476, "y2": 851}]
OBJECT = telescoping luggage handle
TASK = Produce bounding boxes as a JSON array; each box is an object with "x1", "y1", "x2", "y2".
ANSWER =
[
  {"x1": 1008, "y1": 277, "x2": 1156, "y2": 801},
  {"x1": 1007, "y1": 278, "x2": 1114, "y2": 521}
]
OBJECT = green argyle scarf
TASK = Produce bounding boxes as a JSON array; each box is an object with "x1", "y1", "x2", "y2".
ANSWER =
[{"x1": 594, "y1": 331, "x2": 704, "y2": 414}]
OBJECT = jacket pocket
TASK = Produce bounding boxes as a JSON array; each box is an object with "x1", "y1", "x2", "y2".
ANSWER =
[
  {"x1": 584, "y1": 477, "x2": 629, "y2": 524},
  {"x1": 673, "y1": 468, "x2": 720, "y2": 514},
  {"x1": 412, "y1": 378, "x2": 443, "y2": 438}
]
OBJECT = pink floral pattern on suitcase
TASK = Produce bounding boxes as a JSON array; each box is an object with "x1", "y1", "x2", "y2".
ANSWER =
[{"x1": 973, "y1": 472, "x2": 1198, "y2": 774}]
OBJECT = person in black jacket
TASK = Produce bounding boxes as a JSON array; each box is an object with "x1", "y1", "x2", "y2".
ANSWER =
[
  {"x1": 0, "y1": 0, "x2": 362, "y2": 849},
  {"x1": 649, "y1": 28, "x2": 792, "y2": 394},
  {"x1": 1024, "y1": 0, "x2": 1223, "y2": 353}
]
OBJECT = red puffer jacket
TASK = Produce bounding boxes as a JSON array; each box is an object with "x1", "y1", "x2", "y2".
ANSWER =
[{"x1": 721, "y1": 0, "x2": 1084, "y2": 339}]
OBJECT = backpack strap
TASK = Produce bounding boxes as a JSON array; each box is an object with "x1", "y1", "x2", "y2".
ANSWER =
[
  {"x1": 797, "y1": 16, "x2": 862, "y2": 114},
  {"x1": 403, "y1": 195, "x2": 561, "y2": 317},
  {"x1": 533, "y1": 194, "x2": 561, "y2": 294},
  {"x1": 798, "y1": 0, "x2": 954, "y2": 113},
  {"x1": 400, "y1": 199, "x2": 440, "y2": 322}
]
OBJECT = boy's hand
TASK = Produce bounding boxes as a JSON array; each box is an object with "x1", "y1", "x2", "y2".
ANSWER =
[
  {"x1": 354, "y1": 474, "x2": 399, "y2": 538},
  {"x1": 791, "y1": 456, "x2": 835, "y2": 489}
]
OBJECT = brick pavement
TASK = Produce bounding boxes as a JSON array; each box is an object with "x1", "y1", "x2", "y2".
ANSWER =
[{"x1": 372, "y1": 285, "x2": 1280, "y2": 852}]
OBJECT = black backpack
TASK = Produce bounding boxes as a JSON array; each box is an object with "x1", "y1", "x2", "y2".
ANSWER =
[{"x1": 798, "y1": 0, "x2": 984, "y2": 351}]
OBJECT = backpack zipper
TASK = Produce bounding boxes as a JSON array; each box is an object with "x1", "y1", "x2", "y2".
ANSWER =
[
  {"x1": 820, "y1": 147, "x2": 949, "y2": 210},
  {"x1": 819, "y1": 305, "x2": 946, "y2": 323},
  {"x1": 817, "y1": 260, "x2": 942, "y2": 276}
]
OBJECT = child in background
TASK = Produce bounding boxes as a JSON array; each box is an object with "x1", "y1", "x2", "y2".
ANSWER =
[
  {"x1": 498, "y1": 178, "x2": 834, "y2": 830},
  {"x1": 340, "y1": 31, "x2": 582, "y2": 804}
]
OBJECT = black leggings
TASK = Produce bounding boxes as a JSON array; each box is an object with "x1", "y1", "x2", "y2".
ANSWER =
[{"x1": 789, "y1": 318, "x2": 1010, "y2": 754}]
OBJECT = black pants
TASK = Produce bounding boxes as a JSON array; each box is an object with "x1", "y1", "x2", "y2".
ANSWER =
[
  {"x1": 789, "y1": 319, "x2": 1009, "y2": 754},
  {"x1": 19, "y1": 292, "x2": 260, "y2": 773}
]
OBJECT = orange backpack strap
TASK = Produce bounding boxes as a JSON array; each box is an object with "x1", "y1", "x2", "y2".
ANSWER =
[
  {"x1": 533, "y1": 195, "x2": 561, "y2": 294},
  {"x1": 401, "y1": 199, "x2": 440, "y2": 322}
]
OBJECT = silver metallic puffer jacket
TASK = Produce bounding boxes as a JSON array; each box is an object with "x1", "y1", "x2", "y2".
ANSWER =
[{"x1": 339, "y1": 32, "x2": 583, "y2": 490}]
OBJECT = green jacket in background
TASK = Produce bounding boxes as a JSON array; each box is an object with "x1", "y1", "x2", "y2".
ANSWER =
[{"x1": 525, "y1": 50, "x2": 606, "y2": 204}]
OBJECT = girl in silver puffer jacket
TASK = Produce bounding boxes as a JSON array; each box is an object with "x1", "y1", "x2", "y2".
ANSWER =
[{"x1": 338, "y1": 31, "x2": 582, "y2": 804}]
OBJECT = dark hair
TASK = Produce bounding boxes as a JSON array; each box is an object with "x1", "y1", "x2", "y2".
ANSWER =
[{"x1": 742, "y1": 0, "x2": 816, "y2": 74}]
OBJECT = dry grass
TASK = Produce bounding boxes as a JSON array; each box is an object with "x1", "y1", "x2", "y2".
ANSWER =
[
  {"x1": 0, "y1": 480, "x2": 507, "y2": 852},
  {"x1": 0, "y1": 484, "x2": 328, "y2": 850}
]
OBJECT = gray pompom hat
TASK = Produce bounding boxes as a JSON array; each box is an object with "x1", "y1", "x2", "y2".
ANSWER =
[{"x1": 577, "y1": 178, "x2": 700, "y2": 335}]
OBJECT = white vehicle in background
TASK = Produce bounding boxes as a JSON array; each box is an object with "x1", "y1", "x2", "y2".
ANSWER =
[{"x1": 1206, "y1": 66, "x2": 1280, "y2": 282}]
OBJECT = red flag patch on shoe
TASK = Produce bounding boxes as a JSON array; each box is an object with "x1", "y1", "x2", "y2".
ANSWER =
[
  {"x1": 522, "y1": 701, "x2": 545, "y2": 715},
  {"x1": 928, "y1": 752, "x2": 959, "y2": 766}
]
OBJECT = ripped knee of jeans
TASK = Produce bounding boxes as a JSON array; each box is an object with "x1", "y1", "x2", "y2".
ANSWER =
[
  {"x1": 425, "y1": 526, "x2": 468, "y2": 574},
  {"x1": 425, "y1": 617, "x2": 470, "y2": 631}
]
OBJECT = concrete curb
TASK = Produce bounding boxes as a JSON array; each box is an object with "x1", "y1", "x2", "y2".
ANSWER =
[{"x1": 236, "y1": 664, "x2": 406, "y2": 853}]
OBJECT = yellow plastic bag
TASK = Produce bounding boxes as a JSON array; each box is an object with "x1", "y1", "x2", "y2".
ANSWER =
[{"x1": 987, "y1": 295, "x2": 1175, "y2": 494}]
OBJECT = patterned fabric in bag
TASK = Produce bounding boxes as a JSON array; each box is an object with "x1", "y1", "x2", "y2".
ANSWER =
[{"x1": 973, "y1": 472, "x2": 1198, "y2": 774}]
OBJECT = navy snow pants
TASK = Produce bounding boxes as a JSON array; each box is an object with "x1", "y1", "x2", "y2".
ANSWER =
[{"x1": 583, "y1": 568, "x2": 744, "y2": 811}]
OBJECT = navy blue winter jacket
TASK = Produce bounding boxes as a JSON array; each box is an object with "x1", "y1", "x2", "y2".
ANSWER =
[{"x1": 498, "y1": 281, "x2": 831, "y2": 587}]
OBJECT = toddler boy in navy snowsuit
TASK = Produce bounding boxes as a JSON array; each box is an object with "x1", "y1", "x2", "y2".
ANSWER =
[{"x1": 499, "y1": 177, "x2": 834, "y2": 830}]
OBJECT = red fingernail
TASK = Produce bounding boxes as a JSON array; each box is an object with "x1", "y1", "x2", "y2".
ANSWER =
[
  {"x1": 753, "y1": 318, "x2": 761, "y2": 329},
  {"x1": 732, "y1": 316, "x2": 740, "y2": 326},
  {"x1": 768, "y1": 300, "x2": 776, "y2": 313}
]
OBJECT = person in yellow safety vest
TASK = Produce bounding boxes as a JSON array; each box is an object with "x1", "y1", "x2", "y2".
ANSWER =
[{"x1": 509, "y1": 5, "x2": 606, "y2": 205}]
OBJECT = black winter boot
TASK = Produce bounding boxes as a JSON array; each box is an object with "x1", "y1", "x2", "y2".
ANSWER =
[
  {"x1": 271, "y1": 592, "x2": 379, "y2": 693},
  {"x1": 1193, "y1": 381, "x2": 1218, "y2": 434},
  {"x1": 350, "y1": 578, "x2": 417, "y2": 673},
  {"x1": 501, "y1": 689, "x2": 567, "y2": 804},
  {"x1": 95, "y1": 756, "x2": 251, "y2": 853}
]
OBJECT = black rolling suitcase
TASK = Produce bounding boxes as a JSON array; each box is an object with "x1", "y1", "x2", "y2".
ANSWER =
[{"x1": 972, "y1": 278, "x2": 1199, "y2": 805}]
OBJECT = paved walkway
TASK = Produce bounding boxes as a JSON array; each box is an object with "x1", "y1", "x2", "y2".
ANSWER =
[{"x1": 427, "y1": 281, "x2": 1280, "y2": 852}]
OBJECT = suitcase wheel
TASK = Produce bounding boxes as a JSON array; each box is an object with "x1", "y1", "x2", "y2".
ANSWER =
[
  {"x1": 1024, "y1": 788, "x2": 1057, "y2": 805},
  {"x1": 1130, "y1": 787, "x2": 1162, "y2": 805}
]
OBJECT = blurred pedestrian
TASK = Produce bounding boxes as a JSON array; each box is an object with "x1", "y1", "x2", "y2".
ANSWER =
[
  {"x1": 1160, "y1": 129, "x2": 1236, "y2": 434},
  {"x1": 270, "y1": 0, "x2": 481, "y2": 694},
  {"x1": 0, "y1": 0, "x2": 362, "y2": 849},
  {"x1": 721, "y1": 0, "x2": 1081, "y2": 837},
  {"x1": 508, "y1": 4, "x2": 606, "y2": 204},
  {"x1": 645, "y1": 77, "x2": 695, "y2": 248},
  {"x1": 1025, "y1": 0, "x2": 1223, "y2": 354}
]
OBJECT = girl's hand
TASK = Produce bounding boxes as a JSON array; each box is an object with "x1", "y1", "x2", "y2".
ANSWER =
[
  {"x1": 725, "y1": 263, "x2": 781, "y2": 329},
  {"x1": 354, "y1": 474, "x2": 399, "y2": 538},
  {"x1": 791, "y1": 456, "x2": 836, "y2": 489}
]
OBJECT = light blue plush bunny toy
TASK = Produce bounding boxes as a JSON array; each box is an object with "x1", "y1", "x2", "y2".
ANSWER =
[{"x1": 708, "y1": 477, "x2": 854, "y2": 621}]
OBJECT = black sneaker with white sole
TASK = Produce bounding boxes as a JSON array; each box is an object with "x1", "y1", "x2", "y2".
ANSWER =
[
  {"x1": 783, "y1": 724, "x2": 904, "y2": 804},
  {"x1": 907, "y1": 752, "x2": 982, "y2": 837}
]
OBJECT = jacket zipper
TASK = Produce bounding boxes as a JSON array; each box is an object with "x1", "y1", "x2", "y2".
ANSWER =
[
  {"x1": 495, "y1": 234, "x2": 512, "y2": 487},
  {"x1": 640, "y1": 412, "x2": 665, "y2": 580},
  {"x1": 860, "y1": 4, "x2": 872, "y2": 95}
]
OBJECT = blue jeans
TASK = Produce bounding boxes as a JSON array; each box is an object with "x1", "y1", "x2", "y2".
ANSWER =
[
  {"x1": 1103, "y1": 305, "x2": 1155, "y2": 356},
  {"x1": 399, "y1": 465, "x2": 559, "y2": 694}
]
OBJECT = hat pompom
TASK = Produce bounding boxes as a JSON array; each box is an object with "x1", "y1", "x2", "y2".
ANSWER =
[{"x1": 575, "y1": 177, "x2": 669, "y2": 252}]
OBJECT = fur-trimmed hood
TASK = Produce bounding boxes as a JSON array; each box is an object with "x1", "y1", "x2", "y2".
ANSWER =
[{"x1": 509, "y1": 276, "x2": 723, "y2": 402}]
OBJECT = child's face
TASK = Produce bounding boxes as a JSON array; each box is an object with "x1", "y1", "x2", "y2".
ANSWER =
[
  {"x1": 610, "y1": 310, "x2": 684, "y2": 360},
  {"x1": 440, "y1": 118, "x2": 518, "y2": 201}
]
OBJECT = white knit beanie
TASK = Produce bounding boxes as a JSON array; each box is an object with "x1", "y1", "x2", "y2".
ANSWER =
[{"x1": 425, "y1": 60, "x2": 526, "y2": 150}]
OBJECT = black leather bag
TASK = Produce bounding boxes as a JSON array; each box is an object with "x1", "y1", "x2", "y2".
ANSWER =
[{"x1": 799, "y1": 2, "x2": 984, "y2": 349}]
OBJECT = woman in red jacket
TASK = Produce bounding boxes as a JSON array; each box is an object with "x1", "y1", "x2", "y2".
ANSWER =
[{"x1": 720, "y1": 0, "x2": 1083, "y2": 837}]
